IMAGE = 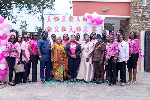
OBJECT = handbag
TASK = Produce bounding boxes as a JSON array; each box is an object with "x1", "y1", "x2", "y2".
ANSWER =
[{"x1": 14, "y1": 62, "x2": 25, "y2": 73}]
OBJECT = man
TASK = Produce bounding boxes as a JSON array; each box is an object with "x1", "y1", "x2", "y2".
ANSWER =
[
  {"x1": 102, "y1": 30, "x2": 107, "y2": 43},
  {"x1": 76, "y1": 33, "x2": 84, "y2": 45},
  {"x1": 21, "y1": 35, "x2": 30, "y2": 83},
  {"x1": 37, "y1": 31, "x2": 51, "y2": 83}
]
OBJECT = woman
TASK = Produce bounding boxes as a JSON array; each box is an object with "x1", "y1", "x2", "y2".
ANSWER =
[
  {"x1": 51, "y1": 37, "x2": 68, "y2": 82},
  {"x1": 77, "y1": 34, "x2": 94, "y2": 82},
  {"x1": 127, "y1": 31, "x2": 140, "y2": 84},
  {"x1": 15, "y1": 35, "x2": 23, "y2": 84},
  {"x1": 106, "y1": 35, "x2": 119, "y2": 86},
  {"x1": 62, "y1": 34, "x2": 69, "y2": 47},
  {"x1": 104, "y1": 35, "x2": 110, "y2": 82},
  {"x1": 90, "y1": 32, "x2": 97, "y2": 46},
  {"x1": 117, "y1": 34, "x2": 129, "y2": 86},
  {"x1": 5, "y1": 35, "x2": 20, "y2": 86},
  {"x1": 66, "y1": 35, "x2": 81, "y2": 82},
  {"x1": 28, "y1": 33, "x2": 39, "y2": 82},
  {"x1": 21, "y1": 35, "x2": 30, "y2": 83}
]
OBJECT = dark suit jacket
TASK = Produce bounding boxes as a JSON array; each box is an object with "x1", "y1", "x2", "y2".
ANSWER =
[{"x1": 65, "y1": 42, "x2": 81, "y2": 59}]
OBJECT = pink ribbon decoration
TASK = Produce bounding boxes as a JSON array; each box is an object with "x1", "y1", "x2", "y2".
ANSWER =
[
  {"x1": 69, "y1": 26, "x2": 73, "y2": 32},
  {"x1": 140, "y1": 54, "x2": 144, "y2": 58},
  {"x1": 47, "y1": 16, "x2": 51, "y2": 22},
  {"x1": 83, "y1": 26, "x2": 88, "y2": 32},
  {"x1": 73, "y1": 31, "x2": 76, "y2": 33},
  {"x1": 76, "y1": 16, "x2": 80, "y2": 22},
  {"x1": 100, "y1": 26, "x2": 103, "y2": 32},
  {"x1": 62, "y1": 16, "x2": 66, "y2": 22},
  {"x1": 55, "y1": 26, "x2": 59, "y2": 32},
  {"x1": 48, "y1": 37, "x2": 51, "y2": 40}
]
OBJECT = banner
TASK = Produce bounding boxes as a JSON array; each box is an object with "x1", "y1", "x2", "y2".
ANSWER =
[{"x1": 44, "y1": 15, "x2": 105, "y2": 40}]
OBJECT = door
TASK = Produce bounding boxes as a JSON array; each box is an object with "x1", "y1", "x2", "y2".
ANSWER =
[{"x1": 144, "y1": 31, "x2": 150, "y2": 72}]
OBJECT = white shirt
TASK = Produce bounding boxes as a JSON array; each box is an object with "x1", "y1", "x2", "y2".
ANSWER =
[{"x1": 117, "y1": 41, "x2": 129, "y2": 62}]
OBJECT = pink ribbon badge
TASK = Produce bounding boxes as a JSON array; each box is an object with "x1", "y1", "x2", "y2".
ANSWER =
[
  {"x1": 100, "y1": 26, "x2": 103, "y2": 32},
  {"x1": 47, "y1": 16, "x2": 51, "y2": 22},
  {"x1": 62, "y1": 16, "x2": 66, "y2": 22},
  {"x1": 83, "y1": 26, "x2": 88, "y2": 32},
  {"x1": 76, "y1": 16, "x2": 80, "y2": 22},
  {"x1": 69, "y1": 26, "x2": 73, "y2": 32},
  {"x1": 55, "y1": 26, "x2": 59, "y2": 32}
]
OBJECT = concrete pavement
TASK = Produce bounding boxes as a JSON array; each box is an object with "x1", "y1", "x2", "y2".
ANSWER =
[{"x1": 0, "y1": 71, "x2": 150, "y2": 100}]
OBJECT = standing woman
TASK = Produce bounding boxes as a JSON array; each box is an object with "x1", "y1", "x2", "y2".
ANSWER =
[
  {"x1": 28, "y1": 33, "x2": 39, "y2": 82},
  {"x1": 66, "y1": 35, "x2": 81, "y2": 82},
  {"x1": 90, "y1": 32, "x2": 97, "y2": 46},
  {"x1": 117, "y1": 34, "x2": 129, "y2": 86},
  {"x1": 51, "y1": 37, "x2": 68, "y2": 82},
  {"x1": 62, "y1": 34, "x2": 69, "y2": 47},
  {"x1": 77, "y1": 34, "x2": 94, "y2": 82},
  {"x1": 106, "y1": 35, "x2": 119, "y2": 86},
  {"x1": 127, "y1": 31, "x2": 140, "y2": 84},
  {"x1": 15, "y1": 35, "x2": 23, "y2": 84},
  {"x1": 5, "y1": 35, "x2": 20, "y2": 86}
]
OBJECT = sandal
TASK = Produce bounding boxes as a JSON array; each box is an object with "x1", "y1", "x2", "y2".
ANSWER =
[
  {"x1": 127, "y1": 80, "x2": 132, "y2": 84},
  {"x1": 132, "y1": 81, "x2": 136, "y2": 84},
  {"x1": 8, "y1": 82, "x2": 16, "y2": 86},
  {"x1": 120, "y1": 83, "x2": 126, "y2": 86},
  {"x1": 117, "y1": 82, "x2": 122, "y2": 85}
]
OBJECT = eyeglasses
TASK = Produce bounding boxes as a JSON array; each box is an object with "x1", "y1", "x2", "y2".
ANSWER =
[
  {"x1": 34, "y1": 35, "x2": 38, "y2": 36},
  {"x1": 10, "y1": 38, "x2": 15, "y2": 39}
]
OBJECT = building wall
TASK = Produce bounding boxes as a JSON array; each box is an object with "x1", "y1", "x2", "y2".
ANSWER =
[{"x1": 120, "y1": 0, "x2": 150, "y2": 40}]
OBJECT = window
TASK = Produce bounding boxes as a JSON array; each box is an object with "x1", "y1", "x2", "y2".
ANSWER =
[{"x1": 142, "y1": 0, "x2": 147, "y2": 6}]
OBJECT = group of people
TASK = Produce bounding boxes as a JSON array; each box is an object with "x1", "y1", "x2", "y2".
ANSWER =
[{"x1": 5, "y1": 30, "x2": 140, "y2": 86}]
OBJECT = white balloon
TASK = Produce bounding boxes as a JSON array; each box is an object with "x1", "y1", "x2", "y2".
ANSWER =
[
  {"x1": 0, "y1": 30, "x2": 3, "y2": 36},
  {"x1": 0, "y1": 46, "x2": 6, "y2": 51},
  {"x1": 0, "y1": 49, "x2": 2, "y2": 54},
  {"x1": 0, "y1": 64, "x2": 6, "y2": 70},
  {"x1": 84, "y1": 13, "x2": 89, "y2": 19},
  {"x1": 3, "y1": 28, "x2": 8, "y2": 33}
]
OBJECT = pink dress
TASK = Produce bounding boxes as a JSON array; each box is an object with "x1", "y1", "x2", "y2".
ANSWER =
[
  {"x1": 21, "y1": 41, "x2": 30, "y2": 61},
  {"x1": 77, "y1": 42, "x2": 94, "y2": 82},
  {"x1": 61, "y1": 40, "x2": 69, "y2": 47}
]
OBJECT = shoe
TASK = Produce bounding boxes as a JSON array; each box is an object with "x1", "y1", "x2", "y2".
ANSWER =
[
  {"x1": 120, "y1": 83, "x2": 126, "y2": 86},
  {"x1": 108, "y1": 82, "x2": 112, "y2": 86},
  {"x1": 41, "y1": 80, "x2": 46, "y2": 83},
  {"x1": 99, "y1": 81, "x2": 104, "y2": 84},
  {"x1": 8, "y1": 82, "x2": 16, "y2": 86}
]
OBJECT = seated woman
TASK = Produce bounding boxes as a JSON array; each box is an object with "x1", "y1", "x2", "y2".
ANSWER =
[{"x1": 51, "y1": 37, "x2": 69, "y2": 82}]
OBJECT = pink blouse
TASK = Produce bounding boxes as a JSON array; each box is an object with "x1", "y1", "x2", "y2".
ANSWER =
[
  {"x1": 29, "y1": 40, "x2": 38, "y2": 55},
  {"x1": 127, "y1": 39, "x2": 140, "y2": 54},
  {"x1": 5, "y1": 42, "x2": 18, "y2": 57},
  {"x1": 62, "y1": 40, "x2": 70, "y2": 47},
  {"x1": 106, "y1": 41, "x2": 119, "y2": 59},
  {"x1": 70, "y1": 42, "x2": 76, "y2": 55}
]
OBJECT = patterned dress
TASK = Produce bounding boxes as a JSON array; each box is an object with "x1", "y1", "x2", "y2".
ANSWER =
[{"x1": 51, "y1": 44, "x2": 68, "y2": 81}]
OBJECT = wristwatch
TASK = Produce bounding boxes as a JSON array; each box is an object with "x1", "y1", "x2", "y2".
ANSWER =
[{"x1": 39, "y1": 56, "x2": 42, "y2": 58}]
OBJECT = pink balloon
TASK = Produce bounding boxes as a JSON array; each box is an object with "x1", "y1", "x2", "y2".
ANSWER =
[
  {"x1": 91, "y1": 18, "x2": 96, "y2": 23},
  {"x1": 0, "y1": 33, "x2": 7, "y2": 40},
  {"x1": 0, "y1": 58, "x2": 7, "y2": 64},
  {"x1": 0, "y1": 40, "x2": 7, "y2": 46},
  {"x1": 0, "y1": 24, "x2": 3, "y2": 30},
  {"x1": 0, "y1": 70, "x2": 7, "y2": 76},
  {"x1": 2, "y1": 22, "x2": 8, "y2": 28},
  {"x1": 0, "y1": 75, "x2": 3, "y2": 81},
  {"x1": 96, "y1": 19, "x2": 103, "y2": 24},
  {"x1": 1, "y1": 51, "x2": 7, "y2": 56},
  {"x1": 0, "y1": 17, "x2": 4, "y2": 24},
  {"x1": 0, "y1": 54, "x2": 4, "y2": 61},
  {"x1": 87, "y1": 14, "x2": 92, "y2": 19}
]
